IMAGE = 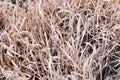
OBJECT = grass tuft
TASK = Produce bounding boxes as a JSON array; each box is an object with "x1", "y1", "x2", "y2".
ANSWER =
[{"x1": 0, "y1": 0, "x2": 120, "y2": 80}]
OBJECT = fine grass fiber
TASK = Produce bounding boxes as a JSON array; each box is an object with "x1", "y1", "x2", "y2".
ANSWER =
[{"x1": 0, "y1": 0, "x2": 120, "y2": 80}]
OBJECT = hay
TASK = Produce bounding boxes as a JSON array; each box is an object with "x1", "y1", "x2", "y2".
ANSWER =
[{"x1": 0, "y1": 0, "x2": 120, "y2": 80}]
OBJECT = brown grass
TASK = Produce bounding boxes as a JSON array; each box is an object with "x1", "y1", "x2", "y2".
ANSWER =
[{"x1": 0, "y1": 0, "x2": 120, "y2": 80}]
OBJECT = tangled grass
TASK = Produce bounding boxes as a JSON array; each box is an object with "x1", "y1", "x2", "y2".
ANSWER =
[{"x1": 0, "y1": 0, "x2": 120, "y2": 80}]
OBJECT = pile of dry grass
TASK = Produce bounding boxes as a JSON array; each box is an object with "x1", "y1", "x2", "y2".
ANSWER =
[{"x1": 0, "y1": 0, "x2": 120, "y2": 80}]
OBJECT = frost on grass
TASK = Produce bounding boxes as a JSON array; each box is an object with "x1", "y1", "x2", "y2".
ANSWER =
[{"x1": 0, "y1": 0, "x2": 120, "y2": 80}]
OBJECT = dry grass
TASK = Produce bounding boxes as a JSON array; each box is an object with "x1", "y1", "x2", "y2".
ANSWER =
[{"x1": 0, "y1": 0, "x2": 120, "y2": 80}]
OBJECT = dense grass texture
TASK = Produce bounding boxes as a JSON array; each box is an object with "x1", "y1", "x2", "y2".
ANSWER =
[{"x1": 0, "y1": 0, "x2": 120, "y2": 80}]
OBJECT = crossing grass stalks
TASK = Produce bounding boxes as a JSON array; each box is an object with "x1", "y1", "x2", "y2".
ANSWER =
[{"x1": 0, "y1": 0, "x2": 120, "y2": 80}]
